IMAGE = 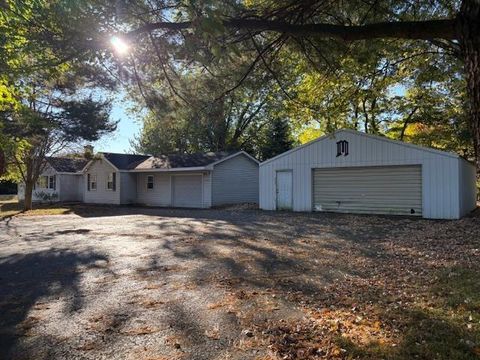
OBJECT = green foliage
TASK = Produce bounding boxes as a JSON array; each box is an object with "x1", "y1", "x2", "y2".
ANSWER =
[
  {"x1": 118, "y1": 0, "x2": 472, "y2": 161},
  {"x1": 260, "y1": 118, "x2": 294, "y2": 161},
  {"x1": 0, "y1": 0, "x2": 118, "y2": 209}
]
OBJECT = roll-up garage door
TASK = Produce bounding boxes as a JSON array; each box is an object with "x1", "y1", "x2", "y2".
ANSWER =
[
  {"x1": 313, "y1": 165, "x2": 422, "y2": 216},
  {"x1": 172, "y1": 175, "x2": 203, "y2": 208}
]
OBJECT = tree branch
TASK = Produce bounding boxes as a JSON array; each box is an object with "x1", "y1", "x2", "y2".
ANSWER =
[{"x1": 128, "y1": 18, "x2": 458, "y2": 41}]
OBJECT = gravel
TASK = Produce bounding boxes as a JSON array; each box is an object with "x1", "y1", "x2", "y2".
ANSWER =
[{"x1": 0, "y1": 206, "x2": 478, "y2": 359}]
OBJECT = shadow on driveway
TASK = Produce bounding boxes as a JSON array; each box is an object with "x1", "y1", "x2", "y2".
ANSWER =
[{"x1": 0, "y1": 249, "x2": 108, "y2": 358}]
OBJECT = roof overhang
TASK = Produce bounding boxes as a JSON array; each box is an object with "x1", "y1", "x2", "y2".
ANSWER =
[{"x1": 127, "y1": 166, "x2": 210, "y2": 173}]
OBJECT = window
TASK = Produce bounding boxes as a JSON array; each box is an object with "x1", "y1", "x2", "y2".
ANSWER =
[
  {"x1": 88, "y1": 174, "x2": 97, "y2": 191},
  {"x1": 49, "y1": 175, "x2": 56, "y2": 190},
  {"x1": 147, "y1": 175, "x2": 154, "y2": 190},
  {"x1": 38, "y1": 176, "x2": 48, "y2": 189},
  {"x1": 107, "y1": 172, "x2": 116, "y2": 191}
]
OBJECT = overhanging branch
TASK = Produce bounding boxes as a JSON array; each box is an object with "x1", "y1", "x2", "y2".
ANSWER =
[{"x1": 128, "y1": 18, "x2": 459, "y2": 41}]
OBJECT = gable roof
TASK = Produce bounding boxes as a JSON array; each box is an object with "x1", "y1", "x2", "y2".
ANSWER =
[
  {"x1": 46, "y1": 157, "x2": 89, "y2": 173},
  {"x1": 101, "y1": 153, "x2": 151, "y2": 170},
  {"x1": 133, "y1": 151, "x2": 239, "y2": 170},
  {"x1": 260, "y1": 129, "x2": 462, "y2": 166}
]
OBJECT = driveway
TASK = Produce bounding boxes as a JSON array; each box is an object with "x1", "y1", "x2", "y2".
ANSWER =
[{"x1": 0, "y1": 207, "x2": 479, "y2": 359}]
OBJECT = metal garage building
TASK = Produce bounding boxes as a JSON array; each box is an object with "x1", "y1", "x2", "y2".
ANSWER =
[{"x1": 259, "y1": 129, "x2": 477, "y2": 219}]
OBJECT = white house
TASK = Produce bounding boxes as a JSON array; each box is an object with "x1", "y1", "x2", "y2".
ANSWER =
[
  {"x1": 259, "y1": 129, "x2": 477, "y2": 219},
  {"x1": 18, "y1": 157, "x2": 88, "y2": 202},
  {"x1": 82, "y1": 150, "x2": 259, "y2": 208}
]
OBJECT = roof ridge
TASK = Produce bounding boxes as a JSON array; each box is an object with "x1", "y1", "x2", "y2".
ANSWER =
[{"x1": 100, "y1": 151, "x2": 150, "y2": 156}]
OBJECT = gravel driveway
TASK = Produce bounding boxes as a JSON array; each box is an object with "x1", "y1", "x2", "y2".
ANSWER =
[{"x1": 0, "y1": 207, "x2": 479, "y2": 359}]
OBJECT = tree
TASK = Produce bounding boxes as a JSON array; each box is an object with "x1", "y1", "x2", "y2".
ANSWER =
[
  {"x1": 1, "y1": 69, "x2": 116, "y2": 210},
  {"x1": 120, "y1": 0, "x2": 480, "y2": 171},
  {"x1": 0, "y1": 0, "x2": 119, "y2": 210},
  {"x1": 260, "y1": 117, "x2": 294, "y2": 161},
  {"x1": 130, "y1": 52, "x2": 278, "y2": 156}
]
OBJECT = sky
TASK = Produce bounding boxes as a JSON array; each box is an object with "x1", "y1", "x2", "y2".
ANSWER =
[{"x1": 92, "y1": 94, "x2": 142, "y2": 154}]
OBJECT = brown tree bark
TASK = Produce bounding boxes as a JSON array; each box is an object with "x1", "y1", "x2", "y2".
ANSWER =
[
  {"x1": 24, "y1": 180, "x2": 33, "y2": 211},
  {"x1": 459, "y1": 0, "x2": 480, "y2": 173},
  {"x1": 0, "y1": 148, "x2": 5, "y2": 176},
  {"x1": 129, "y1": 19, "x2": 457, "y2": 41}
]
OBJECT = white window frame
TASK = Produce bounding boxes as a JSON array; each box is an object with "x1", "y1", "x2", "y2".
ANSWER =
[
  {"x1": 146, "y1": 175, "x2": 154, "y2": 190},
  {"x1": 48, "y1": 175, "x2": 56, "y2": 190},
  {"x1": 89, "y1": 174, "x2": 97, "y2": 191},
  {"x1": 107, "y1": 172, "x2": 115, "y2": 191}
]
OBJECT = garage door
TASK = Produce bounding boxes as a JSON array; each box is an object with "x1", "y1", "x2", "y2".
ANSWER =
[
  {"x1": 313, "y1": 165, "x2": 422, "y2": 216},
  {"x1": 172, "y1": 175, "x2": 203, "y2": 208}
]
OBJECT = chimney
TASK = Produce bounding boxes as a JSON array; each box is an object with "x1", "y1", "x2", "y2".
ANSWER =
[{"x1": 84, "y1": 145, "x2": 94, "y2": 159}]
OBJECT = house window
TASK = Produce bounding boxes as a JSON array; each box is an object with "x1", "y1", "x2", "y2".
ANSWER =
[
  {"x1": 49, "y1": 175, "x2": 56, "y2": 190},
  {"x1": 88, "y1": 174, "x2": 97, "y2": 191},
  {"x1": 38, "y1": 176, "x2": 48, "y2": 189},
  {"x1": 147, "y1": 175, "x2": 154, "y2": 190},
  {"x1": 107, "y1": 172, "x2": 116, "y2": 191}
]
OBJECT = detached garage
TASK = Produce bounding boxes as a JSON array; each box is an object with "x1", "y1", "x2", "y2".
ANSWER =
[{"x1": 260, "y1": 129, "x2": 477, "y2": 219}]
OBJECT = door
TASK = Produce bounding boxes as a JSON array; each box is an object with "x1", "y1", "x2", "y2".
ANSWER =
[
  {"x1": 313, "y1": 165, "x2": 422, "y2": 216},
  {"x1": 276, "y1": 170, "x2": 293, "y2": 210},
  {"x1": 172, "y1": 175, "x2": 203, "y2": 208}
]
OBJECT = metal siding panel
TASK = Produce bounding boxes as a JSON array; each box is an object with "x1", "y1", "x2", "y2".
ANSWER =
[
  {"x1": 203, "y1": 172, "x2": 212, "y2": 208},
  {"x1": 211, "y1": 154, "x2": 259, "y2": 206},
  {"x1": 459, "y1": 159, "x2": 477, "y2": 217},
  {"x1": 313, "y1": 165, "x2": 422, "y2": 216}
]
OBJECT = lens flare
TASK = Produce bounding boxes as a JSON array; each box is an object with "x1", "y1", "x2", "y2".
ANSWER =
[{"x1": 111, "y1": 36, "x2": 129, "y2": 55}]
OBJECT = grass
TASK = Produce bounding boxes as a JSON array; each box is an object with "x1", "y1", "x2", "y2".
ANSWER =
[{"x1": 0, "y1": 198, "x2": 73, "y2": 219}]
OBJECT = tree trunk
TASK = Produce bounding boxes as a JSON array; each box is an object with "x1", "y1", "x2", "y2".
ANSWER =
[
  {"x1": 24, "y1": 180, "x2": 34, "y2": 211},
  {"x1": 0, "y1": 148, "x2": 5, "y2": 176},
  {"x1": 459, "y1": 0, "x2": 480, "y2": 173}
]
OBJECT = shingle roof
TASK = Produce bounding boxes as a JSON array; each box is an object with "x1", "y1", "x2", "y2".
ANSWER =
[
  {"x1": 47, "y1": 157, "x2": 89, "y2": 173},
  {"x1": 133, "y1": 151, "x2": 237, "y2": 170},
  {"x1": 101, "y1": 153, "x2": 151, "y2": 170}
]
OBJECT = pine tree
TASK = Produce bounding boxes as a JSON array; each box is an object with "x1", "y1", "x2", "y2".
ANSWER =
[{"x1": 261, "y1": 118, "x2": 294, "y2": 161}]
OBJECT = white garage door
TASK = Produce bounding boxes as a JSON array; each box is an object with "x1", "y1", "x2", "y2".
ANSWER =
[
  {"x1": 172, "y1": 175, "x2": 203, "y2": 208},
  {"x1": 313, "y1": 165, "x2": 422, "y2": 216}
]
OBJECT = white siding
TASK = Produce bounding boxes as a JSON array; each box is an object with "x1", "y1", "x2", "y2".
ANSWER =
[
  {"x1": 211, "y1": 154, "x2": 259, "y2": 206},
  {"x1": 83, "y1": 159, "x2": 120, "y2": 204},
  {"x1": 260, "y1": 130, "x2": 466, "y2": 219},
  {"x1": 120, "y1": 172, "x2": 137, "y2": 204},
  {"x1": 59, "y1": 174, "x2": 83, "y2": 202},
  {"x1": 18, "y1": 164, "x2": 59, "y2": 202},
  {"x1": 458, "y1": 158, "x2": 477, "y2": 217},
  {"x1": 136, "y1": 171, "x2": 212, "y2": 208},
  {"x1": 137, "y1": 173, "x2": 172, "y2": 206},
  {"x1": 202, "y1": 172, "x2": 212, "y2": 208}
]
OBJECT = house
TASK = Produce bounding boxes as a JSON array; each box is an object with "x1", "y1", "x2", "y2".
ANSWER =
[
  {"x1": 82, "y1": 150, "x2": 259, "y2": 208},
  {"x1": 18, "y1": 157, "x2": 88, "y2": 202},
  {"x1": 259, "y1": 129, "x2": 477, "y2": 219}
]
